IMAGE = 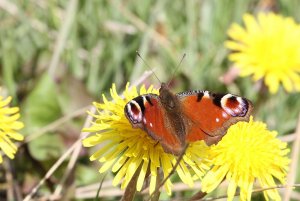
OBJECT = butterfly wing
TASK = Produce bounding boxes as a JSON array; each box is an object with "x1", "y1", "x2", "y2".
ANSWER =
[
  {"x1": 177, "y1": 90, "x2": 253, "y2": 145},
  {"x1": 124, "y1": 94, "x2": 183, "y2": 154}
]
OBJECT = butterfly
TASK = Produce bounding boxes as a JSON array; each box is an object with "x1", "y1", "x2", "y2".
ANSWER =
[{"x1": 124, "y1": 83, "x2": 253, "y2": 156}]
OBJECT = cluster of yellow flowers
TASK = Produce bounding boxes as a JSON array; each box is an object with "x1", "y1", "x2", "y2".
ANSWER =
[
  {"x1": 82, "y1": 12, "x2": 299, "y2": 201},
  {"x1": 83, "y1": 82, "x2": 290, "y2": 201},
  {"x1": 1, "y1": 11, "x2": 298, "y2": 201},
  {"x1": 83, "y1": 13, "x2": 300, "y2": 200}
]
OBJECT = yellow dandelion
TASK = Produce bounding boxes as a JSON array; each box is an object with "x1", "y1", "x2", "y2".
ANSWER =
[
  {"x1": 82, "y1": 83, "x2": 210, "y2": 195},
  {"x1": 225, "y1": 12, "x2": 300, "y2": 93},
  {"x1": 0, "y1": 95, "x2": 24, "y2": 163},
  {"x1": 201, "y1": 116, "x2": 290, "y2": 201}
]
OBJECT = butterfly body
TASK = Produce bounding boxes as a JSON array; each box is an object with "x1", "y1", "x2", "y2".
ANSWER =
[{"x1": 125, "y1": 83, "x2": 253, "y2": 155}]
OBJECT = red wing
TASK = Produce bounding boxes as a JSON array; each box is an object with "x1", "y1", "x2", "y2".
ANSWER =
[
  {"x1": 177, "y1": 91, "x2": 252, "y2": 145},
  {"x1": 124, "y1": 94, "x2": 182, "y2": 154}
]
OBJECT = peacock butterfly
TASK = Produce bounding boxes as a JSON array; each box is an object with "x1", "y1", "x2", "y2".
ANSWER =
[{"x1": 124, "y1": 82, "x2": 253, "y2": 155}]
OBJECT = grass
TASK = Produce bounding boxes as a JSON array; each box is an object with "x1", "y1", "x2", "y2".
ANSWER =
[{"x1": 0, "y1": 0, "x2": 300, "y2": 200}]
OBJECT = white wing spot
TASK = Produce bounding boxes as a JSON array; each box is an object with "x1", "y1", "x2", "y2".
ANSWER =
[
  {"x1": 143, "y1": 96, "x2": 147, "y2": 105},
  {"x1": 203, "y1": 91, "x2": 210, "y2": 98},
  {"x1": 216, "y1": 118, "x2": 220, "y2": 123},
  {"x1": 222, "y1": 112, "x2": 229, "y2": 118},
  {"x1": 150, "y1": 123, "x2": 153, "y2": 127},
  {"x1": 236, "y1": 97, "x2": 243, "y2": 103}
]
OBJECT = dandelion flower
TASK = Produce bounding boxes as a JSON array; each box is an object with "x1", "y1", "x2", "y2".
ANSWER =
[
  {"x1": 0, "y1": 95, "x2": 24, "y2": 163},
  {"x1": 226, "y1": 12, "x2": 300, "y2": 93},
  {"x1": 82, "y1": 83, "x2": 210, "y2": 195},
  {"x1": 201, "y1": 116, "x2": 290, "y2": 201}
]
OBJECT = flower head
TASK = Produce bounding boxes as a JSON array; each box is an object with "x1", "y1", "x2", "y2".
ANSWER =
[
  {"x1": 82, "y1": 83, "x2": 210, "y2": 195},
  {"x1": 0, "y1": 95, "x2": 24, "y2": 163},
  {"x1": 201, "y1": 116, "x2": 290, "y2": 201},
  {"x1": 226, "y1": 12, "x2": 300, "y2": 93}
]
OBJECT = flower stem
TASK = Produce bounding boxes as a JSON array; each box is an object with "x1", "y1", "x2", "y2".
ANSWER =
[
  {"x1": 121, "y1": 164, "x2": 142, "y2": 201},
  {"x1": 188, "y1": 191, "x2": 207, "y2": 201},
  {"x1": 146, "y1": 144, "x2": 189, "y2": 201}
]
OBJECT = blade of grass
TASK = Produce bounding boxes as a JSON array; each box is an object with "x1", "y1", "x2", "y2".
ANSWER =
[
  {"x1": 283, "y1": 114, "x2": 300, "y2": 201},
  {"x1": 48, "y1": 0, "x2": 78, "y2": 79},
  {"x1": 23, "y1": 106, "x2": 89, "y2": 144}
]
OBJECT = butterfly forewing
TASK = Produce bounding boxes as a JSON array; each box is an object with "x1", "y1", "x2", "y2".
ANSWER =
[
  {"x1": 177, "y1": 90, "x2": 253, "y2": 145},
  {"x1": 124, "y1": 94, "x2": 183, "y2": 154}
]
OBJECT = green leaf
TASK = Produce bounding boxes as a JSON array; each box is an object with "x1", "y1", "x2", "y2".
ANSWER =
[
  {"x1": 76, "y1": 164, "x2": 104, "y2": 186},
  {"x1": 2, "y1": 38, "x2": 17, "y2": 97},
  {"x1": 22, "y1": 73, "x2": 64, "y2": 160}
]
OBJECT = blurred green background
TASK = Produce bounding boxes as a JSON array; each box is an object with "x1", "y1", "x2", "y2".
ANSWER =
[{"x1": 0, "y1": 0, "x2": 300, "y2": 200}]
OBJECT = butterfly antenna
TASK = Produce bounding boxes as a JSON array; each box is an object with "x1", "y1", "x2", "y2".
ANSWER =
[
  {"x1": 167, "y1": 53, "x2": 186, "y2": 88},
  {"x1": 136, "y1": 51, "x2": 161, "y2": 84}
]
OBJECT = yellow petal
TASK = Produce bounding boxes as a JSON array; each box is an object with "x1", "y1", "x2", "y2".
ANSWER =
[{"x1": 136, "y1": 158, "x2": 149, "y2": 191}]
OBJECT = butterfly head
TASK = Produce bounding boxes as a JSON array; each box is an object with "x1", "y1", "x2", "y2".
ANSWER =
[{"x1": 159, "y1": 83, "x2": 177, "y2": 109}]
